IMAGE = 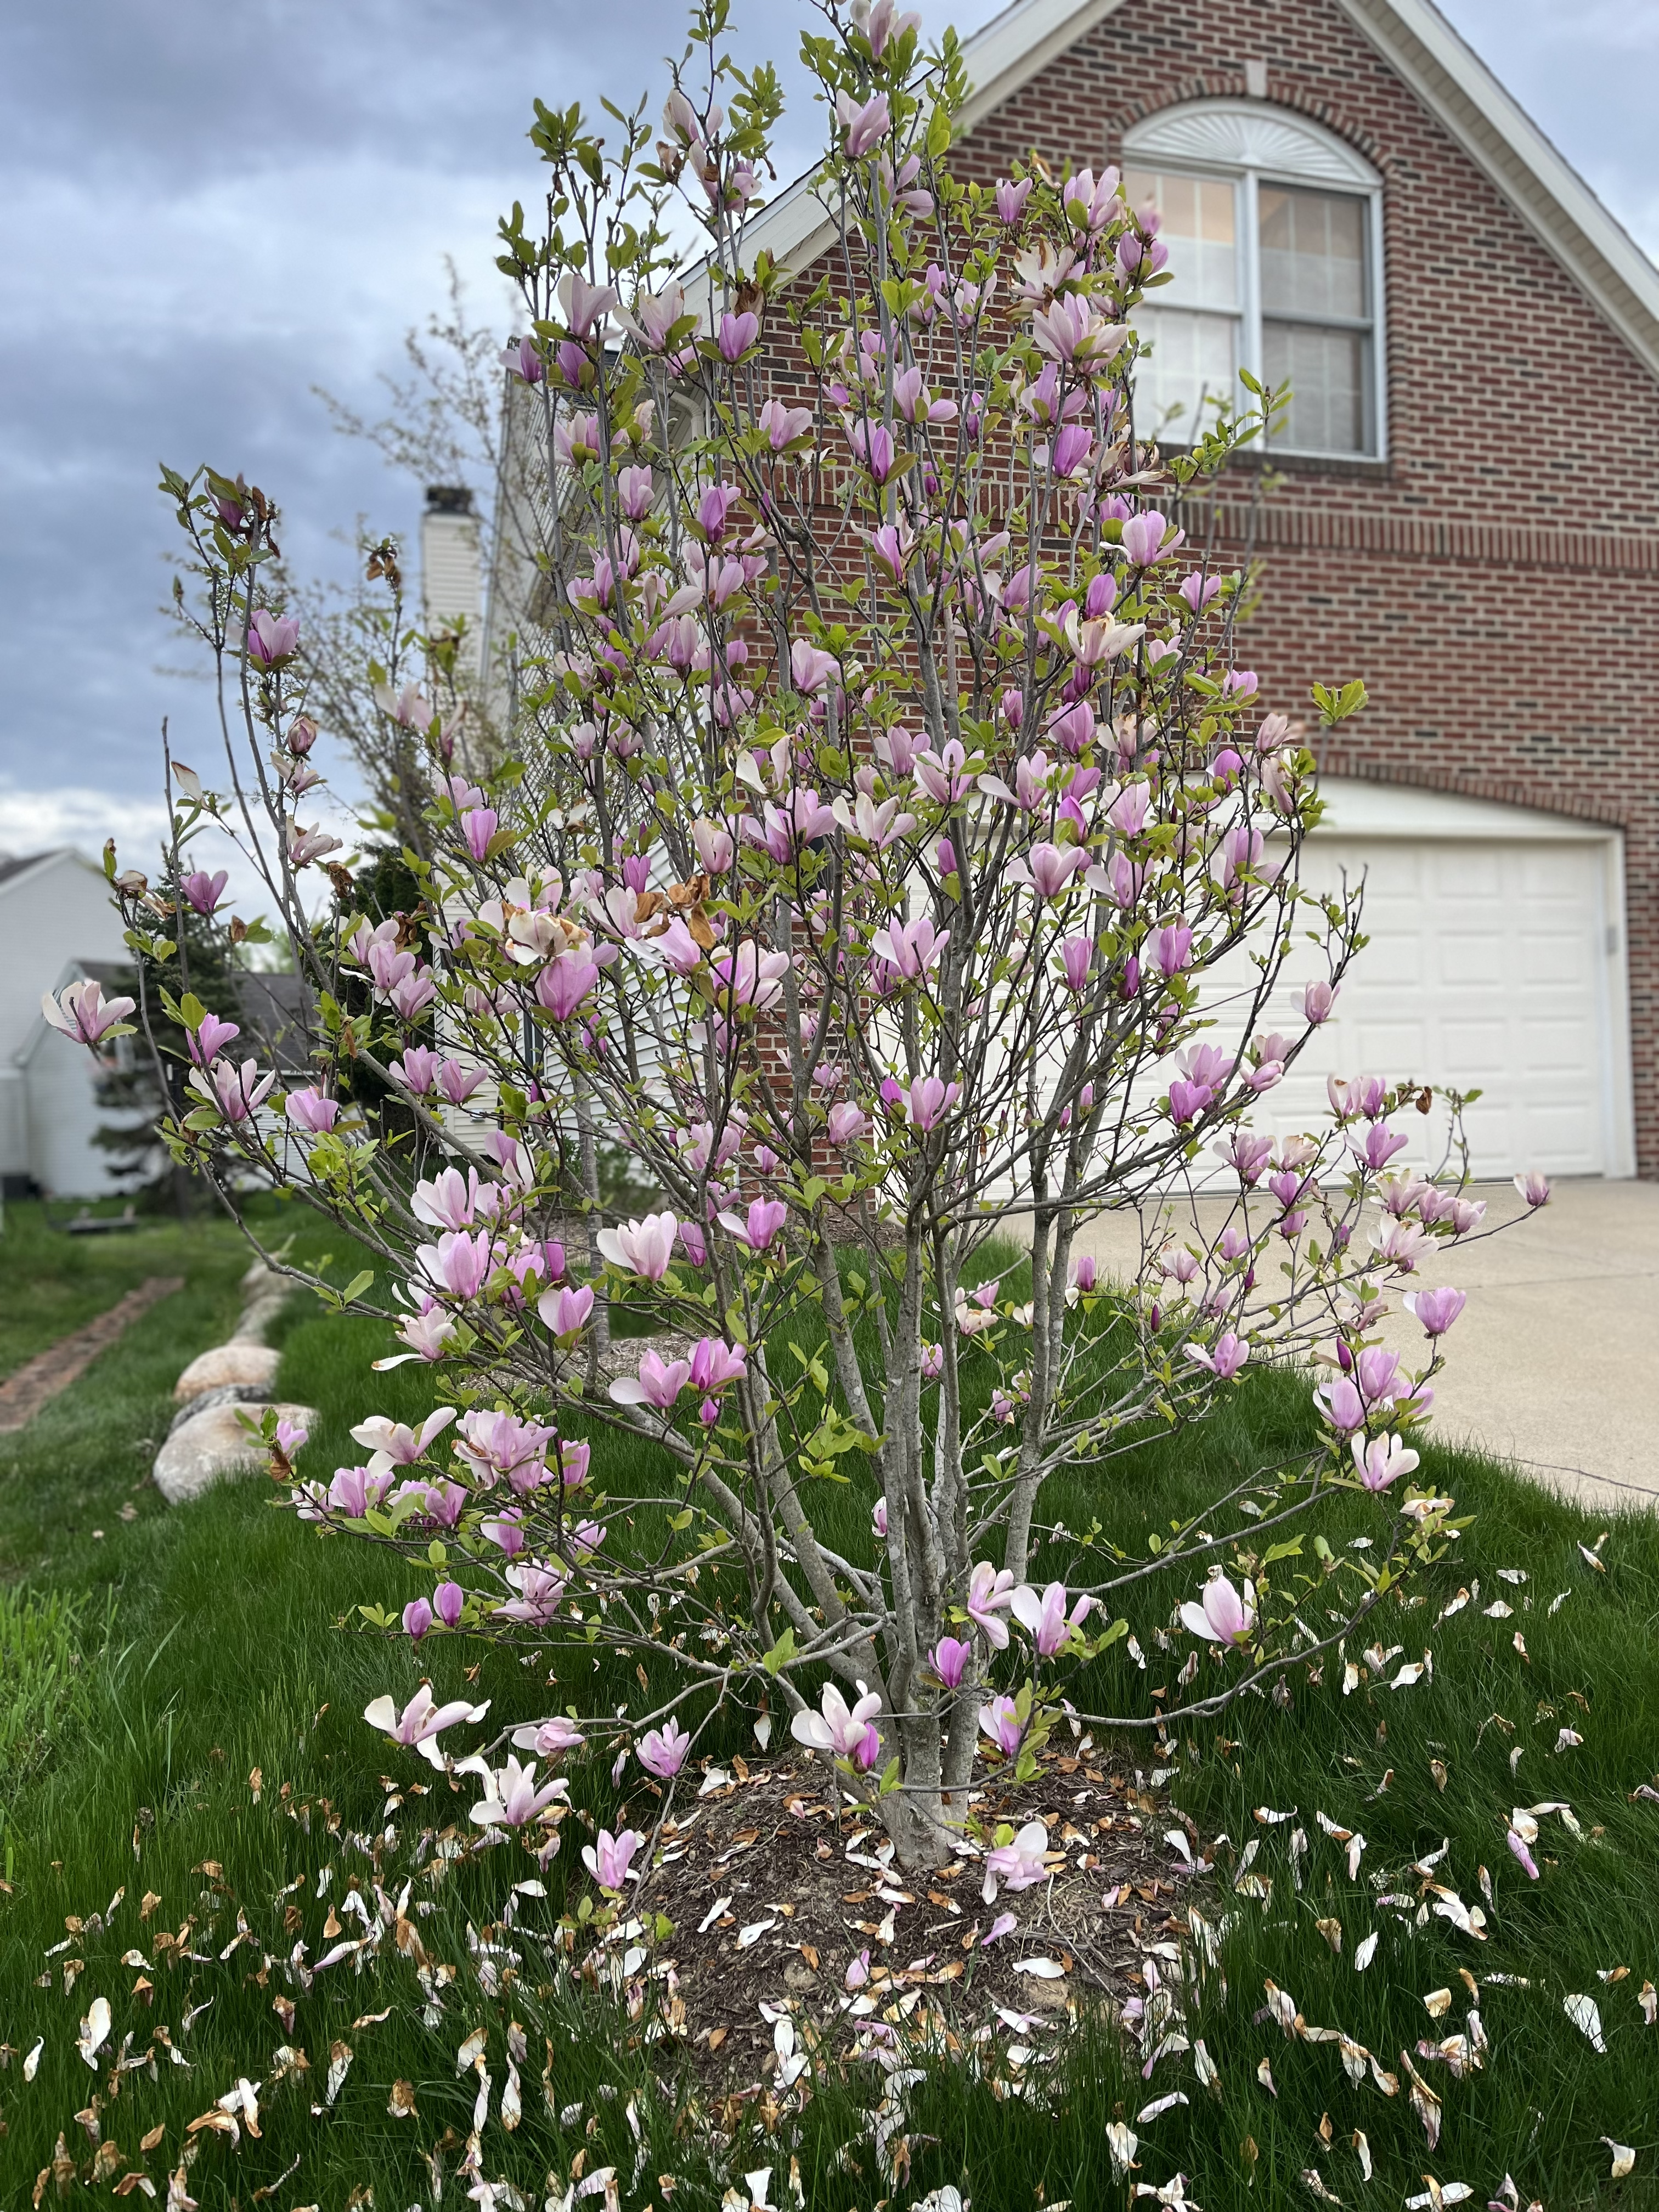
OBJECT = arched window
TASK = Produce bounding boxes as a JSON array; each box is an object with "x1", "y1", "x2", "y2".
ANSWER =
[{"x1": 1120, "y1": 102, "x2": 1386, "y2": 459}]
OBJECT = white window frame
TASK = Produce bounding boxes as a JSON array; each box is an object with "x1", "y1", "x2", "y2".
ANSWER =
[{"x1": 1121, "y1": 100, "x2": 1387, "y2": 463}]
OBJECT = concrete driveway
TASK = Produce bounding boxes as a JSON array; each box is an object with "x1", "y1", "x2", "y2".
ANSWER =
[{"x1": 1062, "y1": 1179, "x2": 1657, "y2": 1514}]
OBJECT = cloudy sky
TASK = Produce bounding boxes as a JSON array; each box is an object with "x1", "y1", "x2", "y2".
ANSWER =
[{"x1": 2, "y1": 0, "x2": 1654, "y2": 869}]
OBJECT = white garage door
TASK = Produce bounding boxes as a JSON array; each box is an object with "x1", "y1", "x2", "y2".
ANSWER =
[{"x1": 1246, "y1": 783, "x2": 1633, "y2": 1182}]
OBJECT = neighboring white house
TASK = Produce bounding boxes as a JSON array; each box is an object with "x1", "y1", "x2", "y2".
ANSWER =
[{"x1": 0, "y1": 849, "x2": 133, "y2": 1198}]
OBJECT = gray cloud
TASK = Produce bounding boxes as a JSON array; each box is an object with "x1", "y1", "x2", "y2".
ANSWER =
[{"x1": 1, "y1": 0, "x2": 1652, "y2": 849}]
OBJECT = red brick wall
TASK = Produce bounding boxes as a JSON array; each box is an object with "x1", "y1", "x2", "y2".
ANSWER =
[{"x1": 951, "y1": 0, "x2": 1659, "y2": 1172}]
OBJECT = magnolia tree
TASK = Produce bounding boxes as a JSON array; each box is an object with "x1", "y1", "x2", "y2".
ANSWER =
[{"x1": 74, "y1": 0, "x2": 1547, "y2": 1872}]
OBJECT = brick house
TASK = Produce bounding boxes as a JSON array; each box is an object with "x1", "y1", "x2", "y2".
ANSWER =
[{"x1": 487, "y1": 0, "x2": 1658, "y2": 1179}]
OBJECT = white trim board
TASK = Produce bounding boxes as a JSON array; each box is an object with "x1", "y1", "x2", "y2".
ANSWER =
[{"x1": 1312, "y1": 777, "x2": 1624, "y2": 845}]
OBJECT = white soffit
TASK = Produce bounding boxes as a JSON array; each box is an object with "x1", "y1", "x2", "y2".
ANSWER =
[
  {"x1": 1334, "y1": 0, "x2": 1659, "y2": 379},
  {"x1": 1311, "y1": 776, "x2": 1619, "y2": 845}
]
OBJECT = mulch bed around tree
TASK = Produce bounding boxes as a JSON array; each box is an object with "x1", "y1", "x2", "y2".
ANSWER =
[
  {"x1": 602, "y1": 1742, "x2": 1204, "y2": 2091},
  {"x1": 0, "y1": 1275, "x2": 183, "y2": 1433}
]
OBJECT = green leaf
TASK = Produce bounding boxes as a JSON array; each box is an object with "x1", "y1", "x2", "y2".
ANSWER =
[
  {"x1": 759, "y1": 1627, "x2": 797, "y2": 1678},
  {"x1": 1262, "y1": 1538, "x2": 1304, "y2": 1565},
  {"x1": 341, "y1": 1269, "x2": 375, "y2": 1305}
]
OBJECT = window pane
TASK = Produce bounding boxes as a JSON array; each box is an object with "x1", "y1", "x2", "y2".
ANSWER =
[
  {"x1": 1259, "y1": 186, "x2": 1366, "y2": 319},
  {"x1": 1123, "y1": 165, "x2": 1239, "y2": 311},
  {"x1": 1263, "y1": 320, "x2": 1367, "y2": 452},
  {"x1": 1133, "y1": 306, "x2": 1239, "y2": 443}
]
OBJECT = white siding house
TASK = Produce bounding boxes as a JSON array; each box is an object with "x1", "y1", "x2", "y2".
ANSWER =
[{"x1": 0, "y1": 849, "x2": 133, "y2": 1197}]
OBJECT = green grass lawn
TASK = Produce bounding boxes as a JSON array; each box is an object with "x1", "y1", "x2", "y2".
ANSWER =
[{"x1": 0, "y1": 1210, "x2": 1655, "y2": 2209}]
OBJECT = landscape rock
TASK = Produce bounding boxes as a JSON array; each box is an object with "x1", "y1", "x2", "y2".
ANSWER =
[
  {"x1": 230, "y1": 1260, "x2": 292, "y2": 1345},
  {"x1": 172, "y1": 1341, "x2": 282, "y2": 1404},
  {"x1": 152, "y1": 1400, "x2": 318, "y2": 1505},
  {"x1": 165, "y1": 1381, "x2": 276, "y2": 1438}
]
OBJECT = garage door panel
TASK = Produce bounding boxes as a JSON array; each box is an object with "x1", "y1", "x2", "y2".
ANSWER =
[{"x1": 1229, "y1": 832, "x2": 1607, "y2": 1180}]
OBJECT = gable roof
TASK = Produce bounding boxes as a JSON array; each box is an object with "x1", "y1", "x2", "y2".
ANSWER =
[{"x1": 713, "y1": 0, "x2": 1659, "y2": 381}]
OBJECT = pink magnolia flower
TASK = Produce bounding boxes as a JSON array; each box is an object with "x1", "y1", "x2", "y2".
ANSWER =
[
  {"x1": 349, "y1": 1407, "x2": 456, "y2": 1466},
  {"x1": 246, "y1": 609, "x2": 300, "y2": 667},
  {"x1": 871, "y1": 1497, "x2": 888, "y2": 1541},
  {"x1": 1317, "y1": 1374, "x2": 1367, "y2": 1433},
  {"x1": 557, "y1": 269, "x2": 618, "y2": 338},
  {"x1": 983, "y1": 1819, "x2": 1049, "y2": 1901},
  {"x1": 472, "y1": 1756, "x2": 567, "y2": 1829},
  {"x1": 390, "y1": 1299, "x2": 455, "y2": 1364},
  {"x1": 461, "y1": 806, "x2": 498, "y2": 862},
  {"x1": 995, "y1": 176, "x2": 1032, "y2": 223},
  {"x1": 758, "y1": 397, "x2": 813, "y2": 450},
  {"x1": 1353, "y1": 1120, "x2": 1409, "y2": 1172},
  {"x1": 869, "y1": 913, "x2": 950, "y2": 980},
  {"x1": 712, "y1": 941, "x2": 789, "y2": 1012},
  {"x1": 901, "y1": 1075, "x2": 960, "y2": 1132},
  {"x1": 285, "y1": 1087, "x2": 338, "y2": 1134},
  {"x1": 417, "y1": 1229, "x2": 493, "y2": 1302},
  {"x1": 1514, "y1": 1171, "x2": 1550, "y2": 1209},
  {"x1": 1404, "y1": 1286, "x2": 1466, "y2": 1337},
  {"x1": 391, "y1": 1045, "x2": 441, "y2": 1094},
  {"x1": 915, "y1": 738, "x2": 972, "y2": 804},
  {"x1": 328, "y1": 1463, "x2": 391, "y2": 1517},
  {"x1": 1060, "y1": 936, "x2": 1093, "y2": 992},
  {"x1": 583, "y1": 1827, "x2": 645, "y2": 1889},
  {"x1": 413, "y1": 1166, "x2": 485, "y2": 1232},
  {"x1": 1180, "y1": 1572, "x2": 1256, "y2": 1646},
  {"x1": 688, "y1": 1336, "x2": 747, "y2": 1392},
  {"x1": 1014, "y1": 841, "x2": 1088, "y2": 899},
  {"x1": 539, "y1": 1282, "x2": 595, "y2": 1339},
  {"x1": 920, "y1": 1341, "x2": 944, "y2": 1383},
  {"x1": 403, "y1": 1597, "x2": 433, "y2": 1640},
  {"x1": 187, "y1": 1010, "x2": 240, "y2": 1063},
  {"x1": 967, "y1": 1561, "x2": 1016, "y2": 1647},
  {"x1": 610, "y1": 1350, "x2": 693, "y2": 1411},
  {"x1": 512, "y1": 1714, "x2": 584, "y2": 1758},
  {"x1": 789, "y1": 638, "x2": 839, "y2": 694},
  {"x1": 1153, "y1": 922, "x2": 1194, "y2": 979},
  {"x1": 828, "y1": 1102, "x2": 870, "y2": 1145},
  {"x1": 535, "y1": 954, "x2": 601, "y2": 1020},
  {"x1": 717, "y1": 309, "x2": 759, "y2": 360},
  {"x1": 180, "y1": 868, "x2": 229, "y2": 916},
  {"x1": 1010, "y1": 1579, "x2": 1093, "y2": 1657},
  {"x1": 453, "y1": 1408, "x2": 554, "y2": 1491},
  {"x1": 718, "y1": 1197, "x2": 789, "y2": 1252},
  {"x1": 42, "y1": 977, "x2": 136, "y2": 1048},
  {"x1": 638, "y1": 1719, "x2": 691, "y2": 1779},
  {"x1": 1184, "y1": 1331, "x2": 1248, "y2": 1380},
  {"x1": 1302, "y1": 979, "x2": 1338, "y2": 1024},
  {"x1": 364, "y1": 1683, "x2": 488, "y2": 1769},
  {"x1": 1121, "y1": 510, "x2": 1176, "y2": 566},
  {"x1": 979, "y1": 1694, "x2": 1024, "y2": 1760},
  {"x1": 433, "y1": 1579, "x2": 465, "y2": 1627},
  {"x1": 1031, "y1": 293, "x2": 1132, "y2": 373},
  {"x1": 836, "y1": 88, "x2": 891, "y2": 157},
  {"x1": 274, "y1": 1415, "x2": 308, "y2": 1457},
  {"x1": 596, "y1": 1210, "x2": 679, "y2": 1280},
  {"x1": 496, "y1": 1563, "x2": 567, "y2": 1623},
  {"x1": 932, "y1": 1636, "x2": 972, "y2": 1689},
  {"x1": 790, "y1": 1681, "x2": 883, "y2": 1761},
  {"x1": 191, "y1": 1057, "x2": 276, "y2": 1124},
  {"x1": 1352, "y1": 1434, "x2": 1419, "y2": 1491}
]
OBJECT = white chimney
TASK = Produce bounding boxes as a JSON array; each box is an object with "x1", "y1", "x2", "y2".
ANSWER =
[{"x1": 420, "y1": 486, "x2": 482, "y2": 681}]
